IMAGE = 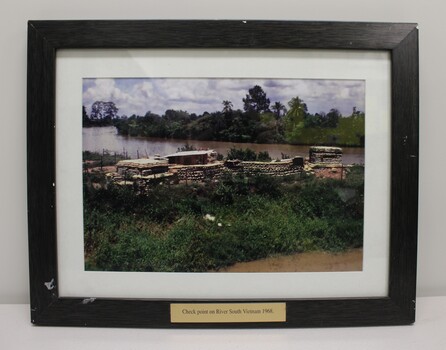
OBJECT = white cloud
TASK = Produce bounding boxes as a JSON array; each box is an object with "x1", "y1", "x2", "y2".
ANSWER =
[{"x1": 83, "y1": 78, "x2": 365, "y2": 117}]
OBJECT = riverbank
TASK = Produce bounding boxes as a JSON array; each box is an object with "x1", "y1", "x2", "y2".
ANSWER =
[
  {"x1": 84, "y1": 168, "x2": 364, "y2": 272},
  {"x1": 218, "y1": 248, "x2": 363, "y2": 272},
  {"x1": 83, "y1": 126, "x2": 365, "y2": 164}
]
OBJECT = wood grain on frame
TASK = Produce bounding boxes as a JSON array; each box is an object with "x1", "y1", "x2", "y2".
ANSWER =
[{"x1": 27, "y1": 20, "x2": 418, "y2": 328}]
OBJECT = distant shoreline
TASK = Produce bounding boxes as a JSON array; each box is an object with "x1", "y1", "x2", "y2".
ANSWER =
[{"x1": 82, "y1": 125, "x2": 366, "y2": 149}]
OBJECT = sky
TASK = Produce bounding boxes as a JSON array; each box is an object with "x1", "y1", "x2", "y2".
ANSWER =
[{"x1": 82, "y1": 78, "x2": 365, "y2": 117}]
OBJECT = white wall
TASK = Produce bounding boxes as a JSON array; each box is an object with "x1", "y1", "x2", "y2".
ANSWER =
[{"x1": 0, "y1": 0, "x2": 445, "y2": 304}]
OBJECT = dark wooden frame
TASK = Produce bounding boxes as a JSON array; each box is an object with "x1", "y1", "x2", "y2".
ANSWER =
[{"x1": 27, "y1": 20, "x2": 419, "y2": 328}]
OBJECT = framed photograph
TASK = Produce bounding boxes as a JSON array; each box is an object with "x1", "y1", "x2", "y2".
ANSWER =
[{"x1": 27, "y1": 20, "x2": 419, "y2": 327}]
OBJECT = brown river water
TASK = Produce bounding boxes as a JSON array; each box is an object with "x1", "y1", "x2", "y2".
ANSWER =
[{"x1": 83, "y1": 126, "x2": 365, "y2": 165}]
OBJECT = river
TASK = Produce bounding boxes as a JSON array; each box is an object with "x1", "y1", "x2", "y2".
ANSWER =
[{"x1": 83, "y1": 126, "x2": 365, "y2": 164}]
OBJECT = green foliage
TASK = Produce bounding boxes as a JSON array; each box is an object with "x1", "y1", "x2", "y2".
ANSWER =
[
  {"x1": 257, "y1": 151, "x2": 272, "y2": 162},
  {"x1": 271, "y1": 101, "x2": 287, "y2": 118},
  {"x1": 83, "y1": 101, "x2": 118, "y2": 127},
  {"x1": 243, "y1": 85, "x2": 270, "y2": 113},
  {"x1": 109, "y1": 89, "x2": 364, "y2": 147},
  {"x1": 82, "y1": 106, "x2": 89, "y2": 126},
  {"x1": 304, "y1": 109, "x2": 341, "y2": 128},
  {"x1": 226, "y1": 147, "x2": 271, "y2": 162},
  {"x1": 177, "y1": 144, "x2": 196, "y2": 152},
  {"x1": 222, "y1": 100, "x2": 233, "y2": 113},
  {"x1": 283, "y1": 96, "x2": 307, "y2": 143},
  {"x1": 84, "y1": 168, "x2": 364, "y2": 272},
  {"x1": 285, "y1": 113, "x2": 365, "y2": 146},
  {"x1": 227, "y1": 147, "x2": 257, "y2": 161}
]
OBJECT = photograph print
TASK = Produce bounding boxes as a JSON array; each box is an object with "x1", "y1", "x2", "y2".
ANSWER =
[{"x1": 82, "y1": 77, "x2": 365, "y2": 273}]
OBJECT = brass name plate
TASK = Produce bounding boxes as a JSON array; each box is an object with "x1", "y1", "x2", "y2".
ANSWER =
[{"x1": 170, "y1": 303, "x2": 286, "y2": 323}]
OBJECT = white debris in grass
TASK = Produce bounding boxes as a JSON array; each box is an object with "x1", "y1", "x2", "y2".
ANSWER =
[{"x1": 204, "y1": 214, "x2": 216, "y2": 222}]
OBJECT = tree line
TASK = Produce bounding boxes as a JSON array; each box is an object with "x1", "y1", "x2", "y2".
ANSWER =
[{"x1": 83, "y1": 85, "x2": 365, "y2": 146}]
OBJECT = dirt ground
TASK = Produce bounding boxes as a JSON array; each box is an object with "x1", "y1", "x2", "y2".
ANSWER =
[
  {"x1": 313, "y1": 166, "x2": 347, "y2": 180},
  {"x1": 86, "y1": 166, "x2": 116, "y2": 173},
  {"x1": 218, "y1": 248, "x2": 363, "y2": 272}
]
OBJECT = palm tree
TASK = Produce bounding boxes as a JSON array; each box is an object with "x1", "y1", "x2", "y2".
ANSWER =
[
  {"x1": 271, "y1": 101, "x2": 287, "y2": 119},
  {"x1": 287, "y1": 97, "x2": 308, "y2": 118},
  {"x1": 284, "y1": 96, "x2": 308, "y2": 143},
  {"x1": 222, "y1": 100, "x2": 233, "y2": 114}
]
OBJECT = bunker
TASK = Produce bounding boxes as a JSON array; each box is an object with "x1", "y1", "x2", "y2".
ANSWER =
[{"x1": 309, "y1": 146, "x2": 343, "y2": 164}]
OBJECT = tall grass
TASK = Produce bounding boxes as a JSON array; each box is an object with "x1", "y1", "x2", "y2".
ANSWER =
[{"x1": 84, "y1": 167, "x2": 364, "y2": 272}]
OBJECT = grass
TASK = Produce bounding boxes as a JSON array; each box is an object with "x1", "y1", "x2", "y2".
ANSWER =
[
  {"x1": 84, "y1": 167, "x2": 364, "y2": 272},
  {"x1": 82, "y1": 150, "x2": 127, "y2": 169}
]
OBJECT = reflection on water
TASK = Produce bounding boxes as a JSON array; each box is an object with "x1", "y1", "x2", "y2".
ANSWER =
[{"x1": 83, "y1": 126, "x2": 365, "y2": 165}]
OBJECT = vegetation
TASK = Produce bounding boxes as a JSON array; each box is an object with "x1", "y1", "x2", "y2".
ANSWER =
[
  {"x1": 83, "y1": 85, "x2": 365, "y2": 147},
  {"x1": 82, "y1": 82, "x2": 366, "y2": 271},
  {"x1": 226, "y1": 147, "x2": 272, "y2": 162},
  {"x1": 83, "y1": 166, "x2": 364, "y2": 272},
  {"x1": 82, "y1": 150, "x2": 127, "y2": 169},
  {"x1": 83, "y1": 102, "x2": 119, "y2": 127}
]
